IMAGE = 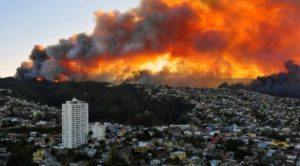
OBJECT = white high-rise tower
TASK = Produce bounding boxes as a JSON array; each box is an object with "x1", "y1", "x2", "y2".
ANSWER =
[{"x1": 62, "y1": 98, "x2": 89, "y2": 148}]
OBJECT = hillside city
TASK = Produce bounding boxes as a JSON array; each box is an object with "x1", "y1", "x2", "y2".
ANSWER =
[{"x1": 0, "y1": 83, "x2": 300, "y2": 166}]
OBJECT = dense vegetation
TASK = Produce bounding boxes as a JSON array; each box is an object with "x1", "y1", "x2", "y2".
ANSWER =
[
  {"x1": 0, "y1": 126, "x2": 61, "y2": 135},
  {"x1": 0, "y1": 77, "x2": 193, "y2": 126},
  {"x1": 6, "y1": 139, "x2": 37, "y2": 166}
]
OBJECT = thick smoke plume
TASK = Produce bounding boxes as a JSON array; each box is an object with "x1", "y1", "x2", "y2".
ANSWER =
[
  {"x1": 221, "y1": 61, "x2": 300, "y2": 98},
  {"x1": 16, "y1": 0, "x2": 300, "y2": 87},
  {"x1": 249, "y1": 61, "x2": 300, "y2": 97}
]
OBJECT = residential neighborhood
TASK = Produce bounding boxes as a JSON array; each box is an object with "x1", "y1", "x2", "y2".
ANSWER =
[{"x1": 0, "y1": 84, "x2": 300, "y2": 166}]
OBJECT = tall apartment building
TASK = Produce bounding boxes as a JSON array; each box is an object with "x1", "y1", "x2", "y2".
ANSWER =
[{"x1": 62, "y1": 98, "x2": 89, "y2": 149}]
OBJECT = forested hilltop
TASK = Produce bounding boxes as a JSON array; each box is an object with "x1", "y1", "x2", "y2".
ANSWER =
[
  {"x1": 0, "y1": 77, "x2": 193, "y2": 126},
  {"x1": 0, "y1": 77, "x2": 299, "y2": 128}
]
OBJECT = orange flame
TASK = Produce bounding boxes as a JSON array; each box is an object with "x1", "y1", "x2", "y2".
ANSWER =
[
  {"x1": 36, "y1": 77, "x2": 43, "y2": 82},
  {"x1": 21, "y1": 0, "x2": 300, "y2": 87}
]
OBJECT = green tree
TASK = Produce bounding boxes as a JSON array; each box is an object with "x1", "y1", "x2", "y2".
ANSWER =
[
  {"x1": 44, "y1": 137, "x2": 50, "y2": 144},
  {"x1": 88, "y1": 131, "x2": 93, "y2": 143},
  {"x1": 107, "y1": 145, "x2": 128, "y2": 166},
  {"x1": 7, "y1": 140, "x2": 37, "y2": 166}
]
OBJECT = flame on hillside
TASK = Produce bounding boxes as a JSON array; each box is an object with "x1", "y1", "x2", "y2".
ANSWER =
[{"x1": 16, "y1": 0, "x2": 300, "y2": 87}]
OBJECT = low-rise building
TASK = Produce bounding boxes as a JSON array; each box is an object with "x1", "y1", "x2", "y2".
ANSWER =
[
  {"x1": 33, "y1": 149, "x2": 45, "y2": 163},
  {"x1": 170, "y1": 151, "x2": 186, "y2": 160},
  {"x1": 90, "y1": 122, "x2": 106, "y2": 141}
]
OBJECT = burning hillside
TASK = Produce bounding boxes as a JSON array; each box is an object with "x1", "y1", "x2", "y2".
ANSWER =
[{"x1": 16, "y1": 0, "x2": 300, "y2": 87}]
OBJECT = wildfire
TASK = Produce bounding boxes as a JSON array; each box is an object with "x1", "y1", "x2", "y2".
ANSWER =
[
  {"x1": 17, "y1": 0, "x2": 300, "y2": 87},
  {"x1": 35, "y1": 77, "x2": 43, "y2": 82}
]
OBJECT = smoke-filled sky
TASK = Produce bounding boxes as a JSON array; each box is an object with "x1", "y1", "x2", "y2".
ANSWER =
[
  {"x1": 5, "y1": 0, "x2": 300, "y2": 88},
  {"x1": 0, "y1": 0, "x2": 138, "y2": 77}
]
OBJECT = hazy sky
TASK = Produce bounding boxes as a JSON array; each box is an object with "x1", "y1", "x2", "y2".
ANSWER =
[{"x1": 0, "y1": 0, "x2": 139, "y2": 77}]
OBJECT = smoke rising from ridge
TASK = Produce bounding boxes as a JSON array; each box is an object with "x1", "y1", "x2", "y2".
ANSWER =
[
  {"x1": 249, "y1": 61, "x2": 300, "y2": 97},
  {"x1": 220, "y1": 61, "x2": 300, "y2": 98}
]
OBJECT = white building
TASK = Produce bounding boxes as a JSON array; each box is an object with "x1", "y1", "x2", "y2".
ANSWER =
[
  {"x1": 62, "y1": 98, "x2": 89, "y2": 149},
  {"x1": 90, "y1": 122, "x2": 106, "y2": 141}
]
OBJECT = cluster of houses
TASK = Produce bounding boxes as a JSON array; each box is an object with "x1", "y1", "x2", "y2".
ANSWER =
[
  {"x1": 0, "y1": 89, "x2": 60, "y2": 165},
  {"x1": 136, "y1": 84, "x2": 300, "y2": 129},
  {"x1": 49, "y1": 122, "x2": 300, "y2": 165},
  {"x1": 0, "y1": 84, "x2": 300, "y2": 165},
  {"x1": 0, "y1": 89, "x2": 60, "y2": 129}
]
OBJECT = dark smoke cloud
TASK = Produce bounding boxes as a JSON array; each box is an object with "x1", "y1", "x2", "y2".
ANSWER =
[
  {"x1": 16, "y1": 62, "x2": 35, "y2": 80},
  {"x1": 93, "y1": 1, "x2": 197, "y2": 55},
  {"x1": 15, "y1": 0, "x2": 300, "y2": 89},
  {"x1": 66, "y1": 34, "x2": 94, "y2": 59},
  {"x1": 46, "y1": 39, "x2": 73, "y2": 60},
  {"x1": 16, "y1": 45, "x2": 48, "y2": 79},
  {"x1": 16, "y1": 0, "x2": 199, "y2": 81},
  {"x1": 40, "y1": 60, "x2": 64, "y2": 81},
  {"x1": 250, "y1": 61, "x2": 300, "y2": 97},
  {"x1": 221, "y1": 61, "x2": 300, "y2": 98},
  {"x1": 29, "y1": 45, "x2": 48, "y2": 61}
]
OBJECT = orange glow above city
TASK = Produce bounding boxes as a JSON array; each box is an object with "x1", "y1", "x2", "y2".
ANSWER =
[{"x1": 17, "y1": 0, "x2": 300, "y2": 87}]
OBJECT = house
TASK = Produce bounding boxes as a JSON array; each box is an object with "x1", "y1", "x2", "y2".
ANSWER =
[
  {"x1": 286, "y1": 154, "x2": 297, "y2": 164},
  {"x1": 30, "y1": 131, "x2": 38, "y2": 137},
  {"x1": 258, "y1": 142, "x2": 268, "y2": 149},
  {"x1": 227, "y1": 124, "x2": 241, "y2": 132},
  {"x1": 32, "y1": 149, "x2": 45, "y2": 163},
  {"x1": 184, "y1": 130, "x2": 193, "y2": 136},
  {"x1": 247, "y1": 133, "x2": 256, "y2": 138},
  {"x1": 36, "y1": 121, "x2": 47, "y2": 126},
  {"x1": 267, "y1": 149, "x2": 275, "y2": 157},
  {"x1": 85, "y1": 148, "x2": 97, "y2": 157},
  {"x1": 90, "y1": 122, "x2": 106, "y2": 141},
  {"x1": 169, "y1": 124, "x2": 191, "y2": 129},
  {"x1": 34, "y1": 137, "x2": 47, "y2": 147},
  {"x1": 32, "y1": 110, "x2": 42, "y2": 117},
  {"x1": 271, "y1": 140, "x2": 290, "y2": 148},
  {"x1": 211, "y1": 137, "x2": 223, "y2": 144},
  {"x1": 150, "y1": 159, "x2": 161, "y2": 165},
  {"x1": 134, "y1": 142, "x2": 153, "y2": 153},
  {"x1": 189, "y1": 156, "x2": 202, "y2": 165},
  {"x1": 0, "y1": 148, "x2": 7, "y2": 154},
  {"x1": 210, "y1": 160, "x2": 221, "y2": 166},
  {"x1": 170, "y1": 151, "x2": 186, "y2": 160},
  {"x1": 295, "y1": 144, "x2": 300, "y2": 150}
]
